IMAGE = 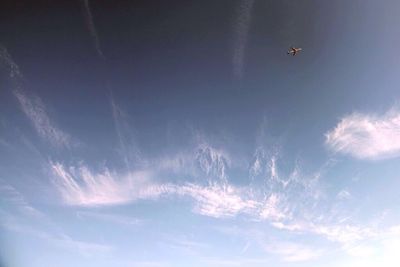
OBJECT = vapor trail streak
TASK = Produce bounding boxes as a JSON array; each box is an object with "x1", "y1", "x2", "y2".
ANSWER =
[
  {"x1": 81, "y1": 0, "x2": 104, "y2": 58},
  {"x1": 233, "y1": 0, "x2": 255, "y2": 79}
]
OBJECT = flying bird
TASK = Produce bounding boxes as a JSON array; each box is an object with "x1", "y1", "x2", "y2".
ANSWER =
[{"x1": 287, "y1": 47, "x2": 302, "y2": 56}]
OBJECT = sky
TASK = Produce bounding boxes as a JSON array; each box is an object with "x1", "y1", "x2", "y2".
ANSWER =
[{"x1": 1, "y1": 0, "x2": 400, "y2": 266}]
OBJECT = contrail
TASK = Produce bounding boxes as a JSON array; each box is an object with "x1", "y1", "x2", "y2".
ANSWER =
[
  {"x1": 80, "y1": 0, "x2": 104, "y2": 59},
  {"x1": 233, "y1": 0, "x2": 255, "y2": 79}
]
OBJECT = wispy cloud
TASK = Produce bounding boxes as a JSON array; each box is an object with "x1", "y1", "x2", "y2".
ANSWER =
[
  {"x1": 270, "y1": 220, "x2": 377, "y2": 251},
  {"x1": 13, "y1": 90, "x2": 72, "y2": 148},
  {"x1": 80, "y1": 0, "x2": 104, "y2": 58},
  {"x1": 326, "y1": 109, "x2": 400, "y2": 159},
  {"x1": 203, "y1": 257, "x2": 271, "y2": 267},
  {"x1": 263, "y1": 241, "x2": 321, "y2": 262},
  {"x1": 0, "y1": 181, "x2": 45, "y2": 218},
  {"x1": 76, "y1": 210, "x2": 141, "y2": 226},
  {"x1": 195, "y1": 142, "x2": 231, "y2": 185},
  {"x1": 0, "y1": 45, "x2": 22, "y2": 79},
  {"x1": 50, "y1": 161, "x2": 170, "y2": 206},
  {"x1": 176, "y1": 184, "x2": 258, "y2": 218},
  {"x1": 110, "y1": 95, "x2": 142, "y2": 171},
  {"x1": 337, "y1": 189, "x2": 352, "y2": 200},
  {"x1": 1, "y1": 44, "x2": 72, "y2": 148},
  {"x1": 0, "y1": 183, "x2": 112, "y2": 258},
  {"x1": 233, "y1": 0, "x2": 255, "y2": 79},
  {"x1": 116, "y1": 260, "x2": 170, "y2": 267},
  {"x1": 1, "y1": 214, "x2": 112, "y2": 256}
]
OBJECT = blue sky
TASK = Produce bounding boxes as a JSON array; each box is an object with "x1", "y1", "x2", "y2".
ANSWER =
[{"x1": 1, "y1": 0, "x2": 400, "y2": 266}]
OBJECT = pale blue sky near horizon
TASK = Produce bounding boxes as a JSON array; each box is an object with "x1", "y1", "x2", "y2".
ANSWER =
[{"x1": 1, "y1": 1, "x2": 400, "y2": 266}]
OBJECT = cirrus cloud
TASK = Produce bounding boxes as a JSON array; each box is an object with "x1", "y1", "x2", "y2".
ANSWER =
[{"x1": 325, "y1": 109, "x2": 400, "y2": 160}]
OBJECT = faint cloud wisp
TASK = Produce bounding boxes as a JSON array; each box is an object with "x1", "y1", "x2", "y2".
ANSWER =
[
  {"x1": 80, "y1": 0, "x2": 104, "y2": 58},
  {"x1": 233, "y1": 0, "x2": 255, "y2": 79}
]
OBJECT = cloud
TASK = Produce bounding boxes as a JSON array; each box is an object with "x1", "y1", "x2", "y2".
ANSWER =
[
  {"x1": 0, "y1": 45, "x2": 22, "y2": 79},
  {"x1": 195, "y1": 143, "x2": 231, "y2": 185},
  {"x1": 270, "y1": 220, "x2": 378, "y2": 253},
  {"x1": 110, "y1": 95, "x2": 142, "y2": 171},
  {"x1": 13, "y1": 90, "x2": 72, "y2": 148},
  {"x1": 50, "y1": 161, "x2": 171, "y2": 206},
  {"x1": 1, "y1": 217, "x2": 112, "y2": 256},
  {"x1": 80, "y1": 0, "x2": 104, "y2": 58},
  {"x1": 0, "y1": 181, "x2": 45, "y2": 218},
  {"x1": 45, "y1": 134, "x2": 400, "y2": 263},
  {"x1": 117, "y1": 260, "x2": 170, "y2": 267},
  {"x1": 337, "y1": 189, "x2": 351, "y2": 200},
  {"x1": 0, "y1": 184, "x2": 113, "y2": 258},
  {"x1": 258, "y1": 194, "x2": 288, "y2": 221},
  {"x1": 325, "y1": 109, "x2": 400, "y2": 159},
  {"x1": 76, "y1": 211, "x2": 141, "y2": 225},
  {"x1": 233, "y1": 0, "x2": 255, "y2": 79},
  {"x1": 263, "y1": 241, "x2": 321, "y2": 262},
  {"x1": 1, "y1": 44, "x2": 72, "y2": 148},
  {"x1": 176, "y1": 184, "x2": 258, "y2": 218}
]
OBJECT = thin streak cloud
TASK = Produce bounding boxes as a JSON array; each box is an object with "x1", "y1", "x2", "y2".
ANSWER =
[
  {"x1": 110, "y1": 95, "x2": 142, "y2": 171},
  {"x1": 80, "y1": 0, "x2": 104, "y2": 58},
  {"x1": 14, "y1": 90, "x2": 72, "y2": 148},
  {"x1": 0, "y1": 181, "x2": 45, "y2": 218},
  {"x1": 0, "y1": 45, "x2": 22, "y2": 79},
  {"x1": 233, "y1": 0, "x2": 255, "y2": 79},
  {"x1": 0, "y1": 45, "x2": 72, "y2": 148}
]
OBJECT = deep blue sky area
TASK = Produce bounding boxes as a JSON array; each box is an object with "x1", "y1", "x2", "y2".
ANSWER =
[{"x1": 1, "y1": 1, "x2": 400, "y2": 267}]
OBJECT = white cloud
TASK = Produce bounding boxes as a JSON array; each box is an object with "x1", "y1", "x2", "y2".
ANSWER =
[
  {"x1": 326, "y1": 109, "x2": 400, "y2": 159},
  {"x1": 263, "y1": 241, "x2": 321, "y2": 262},
  {"x1": 176, "y1": 184, "x2": 258, "y2": 218},
  {"x1": 311, "y1": 224, "x2": 376, "y2": 244},
  {"x1": 271, "y1": 221, "x2": 305, "y2": 232},
  {"x1": 195, "y1": 143, "x2": 231, "y2": 185},
  {"x1": 14, "y1": 90, "x2": 72, "y2": 148},
  {"x1": 50, "y1": 161, "x2": 171, "y2": 206},
  {"x1": 259, "y1": 194, "x2": 287, "y2": 221},
  {"x1": 270, "y1": 218, "x2": 377, "y2": 245},
  {"x1": 337, "y1": 189, "x2": 351, "y2": 200},
  {"x1": 1, "y1": 44, "x2": 72, "y2": 149},
  {"x1": 250, "y1": 148, "x2": 278, "y2": 181}
]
